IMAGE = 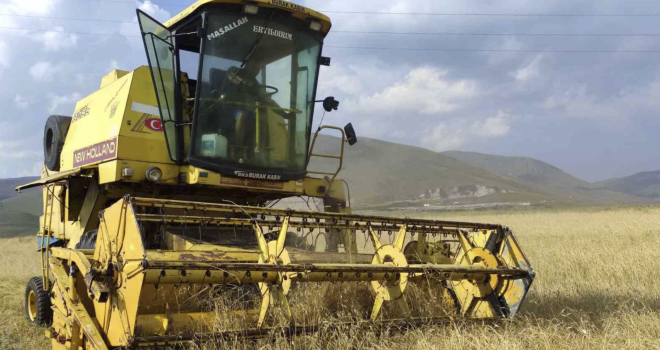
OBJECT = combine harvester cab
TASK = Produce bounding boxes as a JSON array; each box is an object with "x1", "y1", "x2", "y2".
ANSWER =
[{"x1": 17, "y1": 0, "x2": 534, "y2": 348}]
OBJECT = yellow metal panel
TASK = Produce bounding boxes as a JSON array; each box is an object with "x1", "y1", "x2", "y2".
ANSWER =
[
  {"x1": 59, "y1": 66, "x2": 174, "y2": 175},
  {"x1": 164, "y1": 0, "x2": 332, "y2": 34},
  {"x1": 99, "y1": 160, "x2": 179, "y2": 185},
  {"x1": 119, "y1": 67, "x2": 173, "y2": 165},
  {"x1": 98, "y1": 160, "x2": 121, "y2": 184},
  {"x1": 49, "y1": 260, "x2": 109, "y2": 350},
  {"x1": 93, "y1": 198, "x2": 147, "y2": 347},
  {"x1": 60, "y1": 70, "x2": 133, "y2": 171},
  {"x1": 16, "y1": 167, "x2": 81, "y2": 191},
  {"x1": 499, "y1": 232, "x2": 534, "y2": 316},
  {"x1": 100, "y1": 69, "x2": 130, "y2": 89},
  {"x1": 136, "y1": 312, "x2": 216, "y2": 336},
  {"x1": 181, "y1": 165, "x2": 303, "y2": 193}
]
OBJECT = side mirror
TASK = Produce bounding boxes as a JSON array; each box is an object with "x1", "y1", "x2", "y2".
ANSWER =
[
  {"x1": 323, "y1": 96, "x2": 339, "y2": 112},
  {"x1": 344, "y1": 123, "x2": 357, "y2": 146}
]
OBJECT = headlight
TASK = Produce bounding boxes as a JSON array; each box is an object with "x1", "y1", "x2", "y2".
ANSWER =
[
  {"x1": 244, "y1": 3, "x2": 258, "y2": 15},
  {"x1": 146, "y1": 167, "x2": 162, "y2": 182},
  {"x1": 310, "y1": 20, "x2": 322, "y2": 31},
  {"x1": 122, "y1": 167, "x2": 134, "y2": 177}
]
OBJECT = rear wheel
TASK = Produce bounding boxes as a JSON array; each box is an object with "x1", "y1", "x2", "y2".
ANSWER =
[
  {"x1": 43, "y1": 115, "x2": 72, "y2": 171},
  {"x1": 25, "y1": 277, "x2": 52, "y2": 326}
]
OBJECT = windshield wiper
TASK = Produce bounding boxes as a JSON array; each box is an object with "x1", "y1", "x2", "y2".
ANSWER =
[
  {"x1": 199, "y1": 13, "x2": 275, "y2": 119},
  {"x1": 229, "y1": 12, "x2": 274, "y2": 82}
]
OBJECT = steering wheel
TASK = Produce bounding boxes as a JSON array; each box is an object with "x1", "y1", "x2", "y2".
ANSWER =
[
  {"x1": 227, "y1": 67, "x2": 279, "y2": 98},
  {"x1": 258, "y1": 85, "x2": 279, "y2": 97}
]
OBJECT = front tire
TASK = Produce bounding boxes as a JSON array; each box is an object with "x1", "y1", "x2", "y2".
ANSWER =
[{"x1": 25, "y1": 277, "x2": 52, "y2": 326}]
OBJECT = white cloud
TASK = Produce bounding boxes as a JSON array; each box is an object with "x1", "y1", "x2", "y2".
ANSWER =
[
  {"x1": 138, "y1": 1, "x2": 172, "y2": 22},
  {"x1": 119, "y1": 1, "x2": 171, "y2": 47},
  {"x1": 317, "y1": 62, "x2": 406, "y2": 99},
  {"x1": 14, "y1": 95, "x2": 37, "y2": 110},
  {"x1": 6, "y1": 0, "x2": 59, "y2": 15},
  {"x1": 350, "y1": 67, "x2": 477, "y2": 115},
  {"x1": 48, "y1": 92, "x2": 82, "y2": 113},
  {"x1": 0, "y1": 41, "x2": 9, "y2": 68},
  {"x1": 318, "y1": 65, "x2": 365, "y2": 96},
  {"x1": 486, "y1": 37, "x2": 524, "y2": 66},
  {"x1": 17, "y1": 161, "x2": 43, "y2": 177},
  {"x1": 421, "y1": 111, "x2": 512, "y2": 151},
  {"x1": 107, "y1": 60, "x2": 120, "y2": 72},
  {"x1": 421, "y1": 124, "x2": 467, "y2": 151},
  {"x1": 31, "y1": 27, "x2": 79, "y2": 51},
  {"x1": 29, "y1": 61, "x2": 61, "y2": 82},
  {"x1": 542, "y1": 82, "x2": 660, "y2": 121},
  {"x1": 0, "y1": 140, "x2": 41, "y2": 160},
  {"x1": 472, "y1": 111, "x2": 511, "y2": 138},
  {"x1": 355, "y1": 119, "x2": 394, "y2": 138},
  {"x1": 512, "y1": 55, "x2": 543, "y2": 82}
]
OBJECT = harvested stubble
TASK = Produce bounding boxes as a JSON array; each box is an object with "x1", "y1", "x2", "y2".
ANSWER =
[{"x1": 1, "y1": 205, "x2": 659, "y2": 349}]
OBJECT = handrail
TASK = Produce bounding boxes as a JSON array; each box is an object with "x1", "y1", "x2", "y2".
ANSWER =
[{"x1": 306, "y1": 126, "x2": 346, "y2": 186}]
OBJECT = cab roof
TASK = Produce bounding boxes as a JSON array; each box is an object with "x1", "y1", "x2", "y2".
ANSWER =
[{"x1": 164, "y1": 0, "x2": 332, "y2": 34}]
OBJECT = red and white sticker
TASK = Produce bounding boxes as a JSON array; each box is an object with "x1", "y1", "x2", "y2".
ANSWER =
[{"x1": 145, "y1": 118, "x2": 163, "y2": 131}]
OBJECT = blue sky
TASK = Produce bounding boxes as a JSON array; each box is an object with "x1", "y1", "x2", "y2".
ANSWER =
[{"x1": 0, "y1": 0, "x2": 659, "y2": 181}]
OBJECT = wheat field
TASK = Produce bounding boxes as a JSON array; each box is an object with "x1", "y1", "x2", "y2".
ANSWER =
[{"x1": 0, "y1": 205, "x2": 659, "y2": 349}]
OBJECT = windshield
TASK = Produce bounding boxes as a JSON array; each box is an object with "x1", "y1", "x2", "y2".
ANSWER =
[{"x1": 191, "y1": 11, "x2": 322, "y2": 176}]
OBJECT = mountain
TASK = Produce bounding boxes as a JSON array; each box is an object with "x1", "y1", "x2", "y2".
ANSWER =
[
  {"x1": 0, "y1": 190, "x2": 41, "y2": 238},
  {"x1": 442, "y1": 151, "x2": 587, "y2": 189},
  {"x1": 310, "y1": 135, "x2": 561, "y2": 208},
  {"x1": 442, "y1": 151, "x2": 644, "y2": 203},
  {"x1": 0, "y1": 177, "x2": 39, "y2": 201},
  {"x1": 0, "y1": 177, "x2": 42, "y2": 237},
  {"x1": 596, "y1": 170, "x2": 660, "y2": 199}
]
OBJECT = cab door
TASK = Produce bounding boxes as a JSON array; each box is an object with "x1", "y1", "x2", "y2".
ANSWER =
[{"x1": 137, "y1": 10, "x2": 180, "y2": 161}]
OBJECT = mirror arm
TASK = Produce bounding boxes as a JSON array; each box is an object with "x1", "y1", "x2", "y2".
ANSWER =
[
  {"x1": 165, "y1": 31, "x2": 197, "y2": 39},
  {"x1": 143, "y1": 32, "x2": 175, "y2": 49}
]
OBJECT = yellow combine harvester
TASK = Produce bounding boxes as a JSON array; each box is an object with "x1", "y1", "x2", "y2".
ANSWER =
[{"x1": 17, "y1": 1, "x2": 534, "y2": 348}]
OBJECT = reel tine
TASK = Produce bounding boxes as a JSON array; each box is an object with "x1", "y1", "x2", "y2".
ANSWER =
[
  {"x1": 396, "y1": 296, "x2": 411, "y2": 317},
  {"x1": 368, "y1": 226, "x2": 382, "y2": 252},
  {"x1": 370, "y1": 295, "x2": 384, "y2": 321},
  {"x1": 272, "y1": 286, "x2": 293, "y2": 326},
  {"x1": 253, "y1": 223, "x2": 269, "y2": 260},
  {"x1": 457, "y1": 230, "x2": 476, "y2": 264},
  {"x1": 394, "y1": 224, "x2": 407, "y2": 251},
  {"x1": 257, "y1": 285, "x2": 270, "y2": 329},
  {"x1": 276, "y1": 216, "x2": 290, "y2": 257}
]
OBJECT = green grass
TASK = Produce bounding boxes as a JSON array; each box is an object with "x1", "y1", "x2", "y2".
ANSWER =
[{"x1": 0, "y1": 191, "x2": 41, "y2": 238}]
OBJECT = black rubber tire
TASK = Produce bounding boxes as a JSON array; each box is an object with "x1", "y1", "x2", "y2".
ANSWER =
[
  {"x1": 44, "y1": 115, "x2": 72, "y2": 171},
  {"x1": 75, "y1": 229, "x2": 98, "y2": 250},
  {"x1": 25, "y1": 277, "x2": 52, "y2": 326}
]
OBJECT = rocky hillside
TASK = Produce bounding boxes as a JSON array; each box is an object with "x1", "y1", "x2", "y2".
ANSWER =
[
  {"x1": 309, "y1": 135, "x2": 557, "y2": 208},
  {"x1": 443, "y1": 151, "x2": 644, "y2": 203},
  {"x1": 596, "y1": 170, "x2": 660, "y2": 199}
]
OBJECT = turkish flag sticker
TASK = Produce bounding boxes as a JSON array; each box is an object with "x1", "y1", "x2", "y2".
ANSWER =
[{"x1": 145, "y1": 118, "x2": 163, "y2": 132}]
